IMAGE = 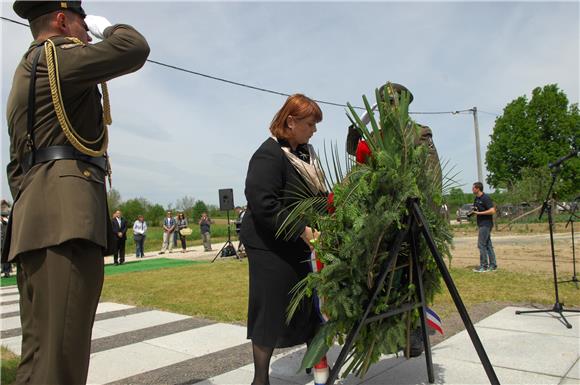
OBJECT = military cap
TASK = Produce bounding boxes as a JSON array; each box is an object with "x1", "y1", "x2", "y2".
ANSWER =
[
  {"x1": 378, "y1": 82, "x2": 414, "y2": 104},
  {"x1": 13, "y1": 1, "x2": 86, "y2": 21}
]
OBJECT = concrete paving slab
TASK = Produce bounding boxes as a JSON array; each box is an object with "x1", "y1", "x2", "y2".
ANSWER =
[
  {"x1": 561, "y1": 377, "x2": 580, "y2": 385},
  {"x1": 193, "y1": 365, "x2": 303, "y2": 385},
  {"x1": 146, "y1": 323, "x2": 247, "y2": 357},
  {"x1": 477, "y1": 306, "x2": 580, "y2": 336},
  {"x1": 90, "y1": 327, "x2": 116, "y2": 340},
  {"x1": 566, "y1": 358, "x2": 580, "y2": 380},
  {"x1": 265, "y1": 344, "x2": 407, "y2": 385},
  {"x1": 91, "y1": 310, "x2": 190, "y2": 335},
  {"x1": 0, "y1": 302, "x2": 136, "y2": 334},
  {"x1": 96, "y1": 302, "x2": 134, "y2": 313},
  {"x1": 0, "y1": 294, "x2": 19, "y2": 302},
  {"x1": 2, "y1": 327, "x2": 116, "y2": 356},
  {"x1": 0, "y1": 303, "x2": 19, "y2": 314},
  {"x1": 0, "y1": 336, "x2": 22, "y2": 355},
  {"x1": 0, "y1": 315, "x2": 20, "y2": 331},
  {"x1": 87, "y1": 342, "x2": 192, "y2": 385},
  {"x1": 360, "y1": 355, "x2": 562, "y2": 385},
  {"x1": 432, "y1": 327, "x2": 578, "y2": 377},
  {"x1": 1, "y1": 302, "x2": 132, "y2": 318}
]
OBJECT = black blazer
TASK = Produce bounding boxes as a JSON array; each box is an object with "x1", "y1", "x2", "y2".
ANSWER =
[
  {"x1": 240, "y1": 138, "x2": 309, "y2": 255},
  {"x1": 111, "y1": 217, "x2": 127, "y2": 240}
]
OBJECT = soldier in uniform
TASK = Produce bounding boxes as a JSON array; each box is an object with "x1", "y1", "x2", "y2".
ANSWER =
[
  {"x1": 346, "y1": 82, "x2": 442, "y2": 188},
  {"x1": 345, "y1": 82, "x2": 443, "y2": 357},
  {"x1": 4, "y1": 2, "x2": 149, "y2": 383}
]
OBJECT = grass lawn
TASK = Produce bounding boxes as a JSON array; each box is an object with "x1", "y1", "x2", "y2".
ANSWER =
[
  {"x1": 102, "y1": 259, "x2": 580, "y2": 324},
  {"x1": 101, "y1": 259, "x2": 248, "y2": 323},
  {"x1": 0, "y1": 258, "x2": 204, "y2": 287},
  {"x1": 0, "y1": 347, "x2": 18, "y2": 385}
]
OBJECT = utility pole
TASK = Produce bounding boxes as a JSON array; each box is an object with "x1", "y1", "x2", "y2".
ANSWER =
[{"x1": 471, "y1": 107, "x2": 484, "y2": 184}]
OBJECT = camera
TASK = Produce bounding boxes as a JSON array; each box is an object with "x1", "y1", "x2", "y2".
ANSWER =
[{"x1": 467, "y1": 205, "x2": 477, "y2": 217}]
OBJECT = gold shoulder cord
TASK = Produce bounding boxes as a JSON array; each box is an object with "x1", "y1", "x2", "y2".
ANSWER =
[{"x1": 44, "y1": 37, "x2": 113, "y2": 183}]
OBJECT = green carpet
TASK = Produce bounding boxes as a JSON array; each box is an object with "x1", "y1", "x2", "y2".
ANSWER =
[{"x1": 0, "y1": 258, "x2": 205, "y2": 287}]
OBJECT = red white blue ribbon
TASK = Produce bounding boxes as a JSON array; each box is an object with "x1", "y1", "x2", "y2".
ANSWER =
[{"x1": 426, "y1": 307, "x2": 443, "y2": 335}]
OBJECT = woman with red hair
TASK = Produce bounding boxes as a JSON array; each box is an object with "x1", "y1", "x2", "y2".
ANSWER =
[{"x1": 240, "y1": 94, "x2": 325, "y2": 385}]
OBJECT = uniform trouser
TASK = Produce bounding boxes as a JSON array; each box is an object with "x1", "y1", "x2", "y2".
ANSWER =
[{"x1": 15, "y1": 239, "x2": 104, "y2": 385}]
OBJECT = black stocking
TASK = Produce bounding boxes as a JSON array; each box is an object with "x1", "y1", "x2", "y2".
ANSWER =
[{"x1": 251, "y1": 342, "x2": 274, "y2": 385}]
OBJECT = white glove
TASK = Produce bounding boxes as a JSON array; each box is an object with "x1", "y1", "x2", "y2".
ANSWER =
[{"x1": 85, "y1": 15, "x2": 112, "y2": 40}]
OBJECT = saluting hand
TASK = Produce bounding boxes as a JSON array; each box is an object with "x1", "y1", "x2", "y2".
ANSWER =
[{"x1": 85, "y1": 15, "x2": 112, "y2": 40}]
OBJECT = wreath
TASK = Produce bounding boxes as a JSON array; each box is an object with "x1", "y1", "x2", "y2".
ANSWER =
[{"x1": 278, "y1": 84, "x2": 455, "y2": 378}]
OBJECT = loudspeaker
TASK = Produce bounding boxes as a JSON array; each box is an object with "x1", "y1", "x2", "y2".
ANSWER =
[{"x1": 218, "y1": 188, "x2": 234, "y2": 211}]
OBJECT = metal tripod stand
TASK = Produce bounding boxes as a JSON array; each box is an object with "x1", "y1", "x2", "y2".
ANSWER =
[
  {"x1": 515, "y1": 167, "x2": 580, "y2": 328},
  {"x1": 325, "y1": 198, "x2": 499, "y2": 385},
  {"x1": 211, "y1": 210, "x2": 239, "y2": 262}
]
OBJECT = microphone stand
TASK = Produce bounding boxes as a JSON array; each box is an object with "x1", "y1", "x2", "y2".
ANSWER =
[
  {"x1": 559, "y1": 198, "x2": 579, "y2": 289},
  {"x1": 515, "y1": 165, "x2": 580, "y2": 328}
]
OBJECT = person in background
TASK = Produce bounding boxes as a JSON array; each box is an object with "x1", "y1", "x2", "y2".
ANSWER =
[
  {"x1": 234, "y1": 206, "x2": 246, "y2": 253},
  {"x1": 472, "y1": 182, "x2": 498, "y2": 272},
  {"x1": 240, "y1": 94, "x2": 324, "y2": 385},
  {"x1": 199, "y1": 212, "x2": 213, "y2": 251},
  {"x1": 173, "y1": 213, "x2": 179, "y2": 248},
  {"x1": 176, "y1": 212, "x2": 188, "y2": 253},
  {"x1": 1, "y1": 200, "x2": 12, "y2": 277},
  {"x1": 4, "y1": 1, "x2": 149, "y2": 383},
  {"x1": 132, "y1": 215, "x2": 147, "y2": 258},
  {"x1": 160, "y1": 211, "x2": 176, "y2": 254},
  {"x1": 111, "y1": 210, "x2": 127, "y2": 265}
]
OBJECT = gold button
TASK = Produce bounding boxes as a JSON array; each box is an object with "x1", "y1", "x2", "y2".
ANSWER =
[{"x1": 83, "y1": 170, "x2": 91, "y2": 177}]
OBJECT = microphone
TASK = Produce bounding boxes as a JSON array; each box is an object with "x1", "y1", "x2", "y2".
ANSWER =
[{"x1": 548, "y1": 149, "x2": 578, "y2": 169}]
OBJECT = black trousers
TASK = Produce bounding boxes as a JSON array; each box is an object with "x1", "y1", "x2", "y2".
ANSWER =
[
  {"x1": 114, "y1": 237, "x2": 126, "y2": 264},
  {"x1": 15, "y1": 239, "x2": 104, "y2": 385}
]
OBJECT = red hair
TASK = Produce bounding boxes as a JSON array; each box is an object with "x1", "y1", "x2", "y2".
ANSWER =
[{"x1": 269, "y1": 94, "x2": 322, "y2": 140}]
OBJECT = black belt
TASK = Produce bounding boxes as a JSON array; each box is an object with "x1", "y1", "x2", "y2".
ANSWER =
[{"x1": 22, "y1": 145, "x2": 108, "y2": 173}]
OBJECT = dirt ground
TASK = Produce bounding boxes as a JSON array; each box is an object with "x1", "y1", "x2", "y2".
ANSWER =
[
  {"x1": 427, "y1": 223, "x2": 579, "y2": 344},
  {"x1": 450, "y1": 223, "x2": 579, "y2": 275}
]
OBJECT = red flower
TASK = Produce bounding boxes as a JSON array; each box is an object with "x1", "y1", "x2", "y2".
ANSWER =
[
  {"x1": 356, "y1": 140, "x2": 372, "y2": 164},
  {"x1": 327, "y1": 192, "x2": 335, "y2": 214}
]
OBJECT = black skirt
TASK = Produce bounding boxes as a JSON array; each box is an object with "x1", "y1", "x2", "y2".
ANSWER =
[{"x1": 246, "y1": 246, "x2": 318, "y2": 348}]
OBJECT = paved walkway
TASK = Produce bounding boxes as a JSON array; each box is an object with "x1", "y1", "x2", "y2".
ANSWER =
[{"x1": 2, "y1": 286, "x2": 579, "y2": 384}]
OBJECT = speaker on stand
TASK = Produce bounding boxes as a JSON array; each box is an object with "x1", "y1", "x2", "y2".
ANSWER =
[{"x1": 212, "y1": 189, "x2": 239, "y2": 262}]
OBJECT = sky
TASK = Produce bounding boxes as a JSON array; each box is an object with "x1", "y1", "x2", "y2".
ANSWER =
[{"x1": 1, "y1": 0, "x2": 578, "y2": 208}]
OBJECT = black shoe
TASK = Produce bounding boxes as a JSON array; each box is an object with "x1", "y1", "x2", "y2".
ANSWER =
[
  {"x1": 114, "y1": 262, "x2": 119, "y2": 266},
  {"x1": 305, "y1": 367, "x2": 312, "y2": 375}
]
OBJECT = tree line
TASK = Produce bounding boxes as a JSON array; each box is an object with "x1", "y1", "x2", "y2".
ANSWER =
[
  {"x1": 107, "y1": 191, "x2": 225, "y2": 226},
  {"x1": 486, "y1": 84, "x2": 578, "y2": 201}
]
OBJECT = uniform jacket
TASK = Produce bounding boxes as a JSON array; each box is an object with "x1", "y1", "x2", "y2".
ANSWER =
[
  {"x1": 4, "y1": 25, "x2": 149, "y2": 261},
  {"x1": 111, "y1": 217, "x2": 128, "y2": 240},
  {"x1": 240, "y1": 137, "x2": 309, "y2": 255}
]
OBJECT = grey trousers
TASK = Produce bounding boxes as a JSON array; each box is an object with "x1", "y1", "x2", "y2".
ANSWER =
[
  {"x1": 15, "y1": 240, "x2": 104, "y2": 385},
  {"x1": 202, "y1": 231, "x2": 212, "y2": 251}
]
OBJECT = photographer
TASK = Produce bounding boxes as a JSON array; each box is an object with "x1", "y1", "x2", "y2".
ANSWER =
[
  {"x1": 199, "y1": 212, "x2": 213, "y2": 252},
  {"x1": 471, "y1": 182, "x2": 498, "y2": 272}
]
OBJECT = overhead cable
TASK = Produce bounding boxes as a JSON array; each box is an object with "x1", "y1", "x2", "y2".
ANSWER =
[{"x1": 2, "y1": 16, "x2": 479, "y2": 115}]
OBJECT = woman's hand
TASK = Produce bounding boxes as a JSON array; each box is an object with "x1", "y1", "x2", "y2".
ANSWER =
[{"x1": 301, "y1": 226, "x2": 320, "y2": 251}]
